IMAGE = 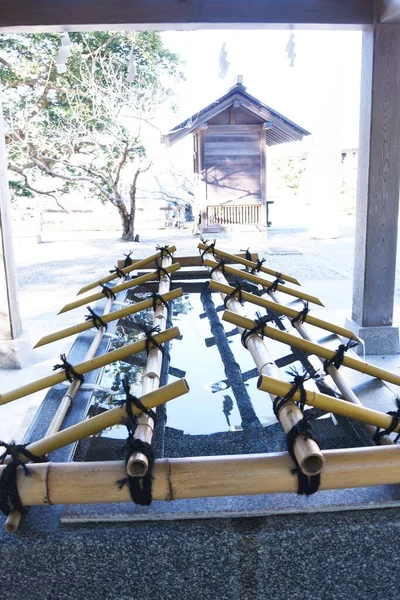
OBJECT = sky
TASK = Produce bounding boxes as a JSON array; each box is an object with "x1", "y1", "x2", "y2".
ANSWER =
[{"x1": 161, "y1": 29, "x2": 363, "y2": 152}]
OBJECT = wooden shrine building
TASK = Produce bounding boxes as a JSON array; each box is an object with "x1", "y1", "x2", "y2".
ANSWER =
[{"x1": 164, "y1": 77, "x2": 310, "y2": 232}]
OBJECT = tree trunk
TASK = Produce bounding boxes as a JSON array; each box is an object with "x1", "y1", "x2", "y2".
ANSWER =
[
  {"x1": 116, "y1": 201, "x2": 132, "y2": 241},
  {"x1": 122, "y1": 167, "x2": 142, "y2": 242}
]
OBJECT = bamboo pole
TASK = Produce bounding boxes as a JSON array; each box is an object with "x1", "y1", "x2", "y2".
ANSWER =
[
  {"x1": 59, "y1": 263, "x2": 181, "y2": 314},
  {"x1": 77, "y1": 246, "x2": 177, "y2": 295},
  {"x1": 34, "y1": 289, "x2": 183, "y2": 348},
  {"x1": 120, "y1": 251, "x2": 259, "y2": 270},
  {"x1": 25, "y1": 379, "x2": 190, "y2": 460},
  {"x1": 209, "y1": 280, "x2": 360, "y2": 342},
  {"x1": 257, "y1": 374, "x2": 400, "y2": 432},
  {"x1": 264, "y1": 287, "x2": 394, "y2": 446},
  {"x1": 127, "y1": 253, "x2": 172, "y2": 477},
  {"x1": 222, "y1": 310, "x2": 400, "y2": 388},
  {"x1": 203, "y1": 258, "x2": 324, "y2": 306},
  {"x1": 197, "y1": 242, "x2": 300, "y2": 285},
  {"x1": 5, "y1": 445, "x2": 400, "y2": 506},
  {"x1": 0, "y1": 327, "x2": 181, "y2": 406},
  {"x1": 203, "y1": 252, "x2": 325, "y2": 477}
]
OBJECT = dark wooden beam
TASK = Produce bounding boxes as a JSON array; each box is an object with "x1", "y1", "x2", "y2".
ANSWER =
[{"x1": 0, "y1": 0, "x2": 373, "y2": 32}]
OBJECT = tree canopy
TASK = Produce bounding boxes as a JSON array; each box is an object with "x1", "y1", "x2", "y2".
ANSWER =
[{"x1": 1, "y1": 31, "x2": 183, "y2": 239}]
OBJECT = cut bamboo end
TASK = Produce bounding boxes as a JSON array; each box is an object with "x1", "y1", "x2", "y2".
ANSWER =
[
  {"x1": 301, "y1": 453, "x2": 326, "y2": 476},
  {"x1": 4, "y1": 510, "x2": 22, "y2": 533},
  {"x1": 127, "y1": 455, "x2": 148, "y2": 477}
]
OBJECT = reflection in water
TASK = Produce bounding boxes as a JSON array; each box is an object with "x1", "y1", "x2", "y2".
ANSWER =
[
  {"x1": 92, "y1": 290, "x2": 277, "y2": 439},
  {"x1": 223, "y1": 395, "x2": 234, "y2": 428}
]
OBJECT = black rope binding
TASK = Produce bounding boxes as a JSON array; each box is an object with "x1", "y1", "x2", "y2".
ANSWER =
[
  {"x1": 240, "y1": 248, "x2": 253, "y2": 262},
  {"x1": 200, "y1": 237, "x2": 216, "y2": 262},
  {"x1": 224, "y1": 278, "x2": 244, "y2": 308},
  {"x1": 110, "y1": 265, "x2": 128, "y2": 280},
  {"x1": 241, "y1": 311, "x2": 273, "y2": 348},
  {"x1": 323, "y1": 339, "x2": 359, "y2": 372},
  {"x1": 137, "y1": 323, "x2": 164, "y2": 356},
  {"x1": 154, "y1": 258, "x2": 171, "y2": 282},
  {"x1": 115, "y1": 376, "x2": 156, "y2": 506},
  {"x1": 53, "y1": 353, "x2": 85, "y2": 383},
  {"x1": 85, "y1": 306, "x2": 108, "y2": 331},
  {"x1": 272, "y1": 368, "x2": 321, "y2": 496},
  {"x1": 266, "y1": 276, "x2": 285, "y2": 293},
  {"x1": 210, "y1": 257, "x2": 226, "y2": 277},
  {"x1": 149, "y1": 292, "x2": 169, "y2": 312},
  {"x1": 291, "y1": 302, "x2": 310, "y2": 327},
  {"x1": 273, "y1": 368, "x2": 315, "y2": 416},
  {"x1": 100, "y1": 282, "x2": 116, "y2": 301},
  {"x1": 156, "y1": 245, "x2": 174, "y2": 259},
  {"x1": 123, "y1": 251, "x2": 133, "y2": 268},
  {"x1": 374, "y1": 398, "x2": 400, "y2": 444},
  {"x1": 0, "y1": 442, "x2": 48, "y2": 516},
  {"x1": 250, "y1": 258, "x2": 266, "y2": 274}
]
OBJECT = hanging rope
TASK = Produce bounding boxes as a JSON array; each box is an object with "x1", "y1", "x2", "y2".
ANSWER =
[
  {"x1": 156, "y1": 245, "x2": 174, "y2": 259},
  {"x1": 115, "y1": 376, "x2": 156, "y2": 506},
  {"x1": 53, "y1": 353, "x2": 84, "y2": 383},
  {"x1": 200, "y1": 237, "x2": 216, "y2": 262},
  {"x1": 291, "y1": 302, "x2": 310, "y2": 327},
  {"x1": 210, "y1": 257, "x2": 226, "y2": 277},
  {"x1": 323, "y1": 340, "x2": 359, "y2": 372},
  {"x1": 272, "y1": 368, "x2": 321, "y2": 496},
  {"x1": 223, "y1": 278, "x2": 244, "y2": 308},
  {"x1": 266, "y1": 276, "x2": 285, "y2": 294},
  {"x1": 241, "y1": 311, "x2": 273, "y2": 348},
  {"x1": 250, "y1": 258, "x2": 266, "y2": 274},
  {"x1": 137, "y1": 323, "x2": 164, "y2": 356},
  {"x1": 110, "y1": 266, "x2": 128, "y2": 280},
  {"x1": 99, "y1": 282, "x2": 116, "y2": 301},
  {"x1": 374, "y1": 398, "x2": 400, "y2": 444},
  {"x1": 85, "y1": 306, "x2": 108, "y2": 331},
  {"x1": 286, "y1": 414, "x2": 321, "y2": 496},
  {"x1": 0, "y1": 442, "x2": 48, "y2": 516},
  {"x1": 123, "y1": 251, "x2": 133, "y2": 268}
]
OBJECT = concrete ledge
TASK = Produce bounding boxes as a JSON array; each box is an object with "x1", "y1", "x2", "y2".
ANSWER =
[
  {"x1": 0, "y1": 330, "x2": 31, "y2": 368},
  {"x1": 345, "y1": 318, "x2": 400, "y2": 355}
]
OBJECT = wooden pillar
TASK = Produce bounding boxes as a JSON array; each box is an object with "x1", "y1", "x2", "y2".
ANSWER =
[
  {"x1": 347, "y1": 24, "x2": 400, "y2": 354},
  {"x1": 0, "y1": 91, "x2": 29, "y2": 367}
]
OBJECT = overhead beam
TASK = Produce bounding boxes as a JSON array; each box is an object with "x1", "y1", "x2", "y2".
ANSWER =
[{"x1": 0, "y1": 0, "x2": 373, "y2": 32}]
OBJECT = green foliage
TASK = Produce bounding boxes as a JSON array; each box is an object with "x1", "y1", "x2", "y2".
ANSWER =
[{"x1": 1, "y1": 31, "x2": 183, "y2": 237}]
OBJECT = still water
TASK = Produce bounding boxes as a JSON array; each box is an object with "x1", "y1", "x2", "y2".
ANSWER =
[{"x1": 93, "y1": 292, "x2": 314, "y2": 439}]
